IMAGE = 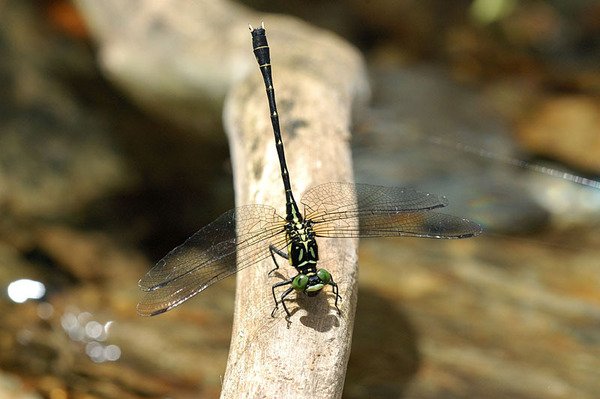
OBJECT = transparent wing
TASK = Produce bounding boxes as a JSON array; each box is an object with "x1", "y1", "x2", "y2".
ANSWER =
[
  {"x1": 302, "y1": 182, "x2": 482, "y2": 239},
  {"x1": 311, "y1": 210, "x2": 482, "y2": 238},
  {"x1": 137, "y1": 204, "x2": 288, "y2": 316}
]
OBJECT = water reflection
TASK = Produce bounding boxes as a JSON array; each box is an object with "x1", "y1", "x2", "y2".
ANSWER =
[
  {"x1": 60, "y1": 309, "x2": 121, "y2": 363},
  {"x1": 5, "y1": 277, "x2": 123, "y2": 364},
  {"x1": 7, "y1": 278, "x2": 46, "y2": 303},
  {"x1": 85, "y1": 341, "x2": 122, "y2": 363}
]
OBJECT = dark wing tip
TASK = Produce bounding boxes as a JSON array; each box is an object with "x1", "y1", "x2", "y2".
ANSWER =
[
  {"x1": 444, "y1": 218, "x2": 483, "y2": 238},
  {"x1": 418, "y1": 213, "x2": 484, "y2": 239},
  {"x1": 136, "y1": 301, "x2": 170, "y2": 317}
]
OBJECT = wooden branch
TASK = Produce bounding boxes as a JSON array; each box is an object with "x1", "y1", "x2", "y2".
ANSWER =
[
  {"x1": 222, "y1": 19, "x2": 367, "y2": 398},
  {"x1": 74, "y1": 1, "x2": 369, "y2": 397}
]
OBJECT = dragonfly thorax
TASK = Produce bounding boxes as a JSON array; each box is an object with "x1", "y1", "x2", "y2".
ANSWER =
[{"x1": 285, "y1": 218, "x2": 319, "y2": 274}]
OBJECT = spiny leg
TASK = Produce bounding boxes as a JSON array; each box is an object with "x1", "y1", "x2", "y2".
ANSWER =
[
  {"x1": 278, "y1": 287, "x2": 294, "y2": 319},
  {"x1": 329, "y1": 278, "x2": 342, "y2": 315},
  {"x1": 271, "y1": 279, "x2": 293, "y2": 317},
  {"x1": 269, "y1": 245, "x2": 288, "y2": 275}
]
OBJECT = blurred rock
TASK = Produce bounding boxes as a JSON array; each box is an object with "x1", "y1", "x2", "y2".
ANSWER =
[
  {"x1": 0, "y1": 0, "x2": 137, "y2": 220},
  {"x1": 353, "y1": 230, "x2": 600, "y2": 399},
  {"x1": 516, "y1": 96, "x2": 600, "y2": 174},
  {"x1": 0, "y1": 230, "x2": 232, "y2": 399},
  {"x1": 0, "y1": 373, "x2": 41, "y2": 399},
  {"x1": 34, "y1": 226, "x2": 147, "y2": 282},
  {"x1": 354, "y1": 66, "x2": 550, "y2": 233},
  {"x1": 0, "y1": 126, "x2": 134, "y2": 220}
]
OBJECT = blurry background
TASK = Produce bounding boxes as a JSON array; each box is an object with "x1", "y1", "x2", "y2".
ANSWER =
[{"x1": 1, "y1": 0, "x2": 599, "y2": 398}]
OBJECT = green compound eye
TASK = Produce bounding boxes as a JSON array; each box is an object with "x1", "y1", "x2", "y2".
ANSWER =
[
  {"x1": 292, "y1": 274, "x2": 309, "y2": 291},
  {"x1": 317, "y1": 269, "x2": 331, "y2": 284}
]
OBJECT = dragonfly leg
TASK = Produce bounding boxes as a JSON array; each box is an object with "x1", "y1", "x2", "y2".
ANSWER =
[
  {"x1": 269, "y1": 245, "x2": 288, "y2": 275},
  {"x1": 271, "y1": 279, "x2": 293, "y2": 318},
  {"x1": 279, "y1": 287, "x2": 294, "y2": 319},
  {"x1": 329, "y1": 278, "x2": 342, "y2": 315}
]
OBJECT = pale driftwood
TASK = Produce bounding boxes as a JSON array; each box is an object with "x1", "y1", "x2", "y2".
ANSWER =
[
  {"x1": 222, "y1": 21, "x2": 367, "y2": 397},
  {"x1": 74, "y1": 1, "x2": 369, "y2": 397}
]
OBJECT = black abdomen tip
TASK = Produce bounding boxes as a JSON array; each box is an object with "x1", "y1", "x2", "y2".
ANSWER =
[{"x1": 250, "y1": 26, "x2": 268, "y2": 50}]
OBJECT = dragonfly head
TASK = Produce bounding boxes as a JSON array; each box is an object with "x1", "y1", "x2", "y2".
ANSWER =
[{"x1": 292, "y1": 269, "x2": 332, "y2": 297}]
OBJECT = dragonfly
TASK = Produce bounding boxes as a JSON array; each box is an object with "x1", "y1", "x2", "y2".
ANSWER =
[{"x1": 137, "y1": 23, "x2": 482, "y2": 318}]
